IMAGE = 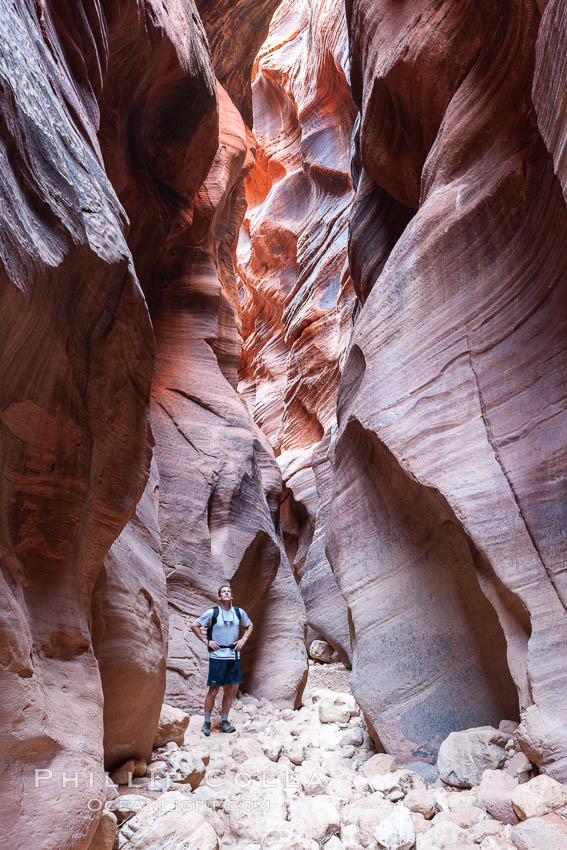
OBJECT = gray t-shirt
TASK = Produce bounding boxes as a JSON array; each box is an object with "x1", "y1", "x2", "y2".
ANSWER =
[{"x1": 198, "y1": 605, "x2": 251, "y2": 659}]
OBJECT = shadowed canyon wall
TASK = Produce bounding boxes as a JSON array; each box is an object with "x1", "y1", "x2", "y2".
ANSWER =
[
  {"x1": 0, "y1": 0, "x2": 306, "y2": 847},
  {"x1": 241, "y1": 0, "x2": 567, "y2": 778},
  {"x1": 327, "y1": 0, "x2": 567, "y2": 775}
]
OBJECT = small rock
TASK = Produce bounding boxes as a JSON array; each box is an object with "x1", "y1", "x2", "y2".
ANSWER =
[
  {"x1": 512, "y1": 773, "x2": 567, "y2": 819},
  {"x1": 374, "y1": 805, "x2": 415, "y2": 850},
  {"x1": 437, "y1": 727, "x2": 509, "y2": 788},
  {"x1": 404, "y1": 788, "x2": 437, "y2": 819},
  {"x1": 287, "y1": 795, "x2": 341, "y2": 843},
  {"x1": 263, "y1": 739, "x2": 283, "y2": 762},
  {"x1": 88, "y1": 810, "x2": 117, "y2": 850},
  {"x1": 411, "y1": 812, "x2": 432, "y2": 836},
  {"x1": 231, "y1": 738, "x2": 265, "y2": 763},
  {"x1": 308, "y1": 639, "x2": 334, "y2": 663},
  {"x1": 469, "y1": 821, "x2": 507, "y2": 843},
  {"x1": 403, "y1": 761, "x2": 440, "y2": 785},
  {"x1": 368, "y1": 771, "x2": 405, "y2": 800},
  {"x1": 147, "y1": 759, "x2": 169, "y2": 779},
  {"x1": 153, "y1": 703, "x2": 190, "y2": 748},
  {"x1": 499, "y1": 720, "x2": 519, "y2": 735},
  {"x1": 285, "y1": 741, "x2": 306, "y2": 766},
  {"x1": 119, "y1": 790, "x2": 218, "y2": 849},
  {"x1": 505, "y1": 753, "x2": 533, "y2": 784},
  {"x1": 340, "y1": 727, "x2": 364, "y2": 748},
  {"x1": 316, "y1": 691, "x2": 359, "y2": 724},
  {"x1": 110, "y1": 759, "x2": 137, "y2": 786},
  {"x1": 106, "y1": 795, "x2": 150, "y2": 824},
  {"x1": 414, "y1": 820, "x2": 473, "y2": 849},
  {"x1": 479, "y1": 838, "x2": 515, "y2": 850},
  {"x1": 341, "y1": 796, "x2": 396, "y2": 847},
  {"x1": 433, "y1": 806, "x2": 485, "y2": 828},
  {"x1": 477, "y1": 769, "x2": 519, "y2": 825},
  {"x1": 104, "y1": 773, "x2": 119, "y2": 801},
  {"x1": 361, "y1": 753, "x2": 398, "y2": 777},
  {"x1": 168, "y1": 750, "x2": 206, "y2": 789}
]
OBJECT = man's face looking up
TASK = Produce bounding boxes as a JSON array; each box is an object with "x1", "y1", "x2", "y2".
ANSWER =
[{"x1": 219, "y1": 585, "x2": 233, "y2": 605}]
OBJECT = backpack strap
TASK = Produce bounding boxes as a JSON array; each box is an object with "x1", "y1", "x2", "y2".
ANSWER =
[
  {"x1": 234, "y1": 607, "x2": 242, "y2": 623},
  {"x1": 207, "y1": 606, "x2": 219, "y2": 649}
]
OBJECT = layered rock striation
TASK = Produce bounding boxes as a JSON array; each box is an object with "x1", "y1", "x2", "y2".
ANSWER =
[
  {"x1": 329, "y1": 0, "x2": 567, "y2": 774},
  {"x1": 237, "y1": 0, "x2": 356, "y2": 661},
  {"x1": 0, "y1": 0, "x2": 307, "y2": 846}
]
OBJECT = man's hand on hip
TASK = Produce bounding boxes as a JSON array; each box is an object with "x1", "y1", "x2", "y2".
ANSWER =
[
  {"x1": 234, "y1": 638, "x2": 246, "y2": 651},
  {"x1": 208, "y1": 640, "x2": 221, "y2": 650}
]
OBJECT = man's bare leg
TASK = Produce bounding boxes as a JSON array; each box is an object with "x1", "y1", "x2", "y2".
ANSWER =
[
  {"x1": 221, "y1": 684, "x2": 237, "y2": 717},
  {"x1": 204, "y1": 685, "x2": 220, "y2": 715},
  {"x1": 202, "y1": 686, "x2": 219, "y2": 735},
  {"x1": 219, "y1": 685, "x2": 237, "y2": 732}
]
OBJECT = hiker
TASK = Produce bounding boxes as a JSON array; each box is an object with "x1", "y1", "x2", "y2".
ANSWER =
[{"x1": 190, "y1": 584, "x2": 253, "y2": 736}]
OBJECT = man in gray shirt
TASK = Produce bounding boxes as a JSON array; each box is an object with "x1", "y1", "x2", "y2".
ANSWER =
[{"x1": 191, "y1": 584, "x2": 253, "y2": 735}]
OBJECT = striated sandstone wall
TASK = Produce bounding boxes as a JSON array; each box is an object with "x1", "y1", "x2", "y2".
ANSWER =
[
  {"x1": 0, "y1": 1, "x2": 156, "y2": 845},
  {"x1": 237, "y1": 0, "x2": 356, "y2": 661},
  {"x1": 329, "y1": 0, "x2": 567, "y2": 775},
  {"x1": 0, "y1": 0, "x2": 307, "y2": 847},
  {"x1": 148, "y1": 79, "x2": 306, "y2": 711},
  {"x1": 98, "y1": 0, "x2": 307, "y2": 713}
]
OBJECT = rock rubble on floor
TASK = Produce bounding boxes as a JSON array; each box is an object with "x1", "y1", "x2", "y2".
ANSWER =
[{"x1": 94, "y1": 697, "x2": 567, "y2": 850}]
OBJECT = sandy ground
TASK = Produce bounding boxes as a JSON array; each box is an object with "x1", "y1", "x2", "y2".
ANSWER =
[{"x1": 302, "y1": 659, "x2": 352, "y2": 701}]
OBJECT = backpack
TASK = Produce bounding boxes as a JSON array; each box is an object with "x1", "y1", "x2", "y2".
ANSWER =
[{"x1": 207, "y1": 605, "x2": 242, "y2": 649}]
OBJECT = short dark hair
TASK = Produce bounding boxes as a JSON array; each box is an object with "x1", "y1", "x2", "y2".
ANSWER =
[{"x1": 218, "y1": 584, "x2": 232, "y2": 596}]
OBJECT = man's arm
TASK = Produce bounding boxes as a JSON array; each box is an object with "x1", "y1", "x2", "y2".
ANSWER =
[
  {"x1": 190, "y1": 619, "x2": 220, "y2": 651},
  {"x1": 234, "y1": 621, "x2": 253, "y2": 652}
]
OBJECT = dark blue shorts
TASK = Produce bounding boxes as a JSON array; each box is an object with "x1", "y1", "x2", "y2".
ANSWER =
[{"x1": 207, "y1": 657, "x2": 242, "y2": 687}]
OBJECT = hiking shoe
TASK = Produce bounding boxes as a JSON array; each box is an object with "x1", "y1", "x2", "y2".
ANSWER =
[
  {"x1": 201, "y1": 722, "x2": 211, "y2": 736},
  {"x1": 219, "y1": 720, "x2": 236, "y2": 733}
]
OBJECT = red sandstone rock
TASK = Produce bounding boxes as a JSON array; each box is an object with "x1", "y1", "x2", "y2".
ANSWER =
[
  {"x1": 533, "y1": 0, "x2": 567, "y2": 201},
  {"x1": 0, "y1": 0, "x2": 218, "y2": 846},
  {"x1": 196, "y1": 0, "x2": 284, "y2": 126},
  {"x1": 92, "y1": 458, "x2": 168, "y2": 771},
  {"x1": 145, "y1": 79, "x2": 306, "y2": 712},
  {"x1": 329, "y1": 0, "x2": 567, "y2": 777},
  {"x1": 237, "y1": 0, "x2": 356, "y2": 658}
]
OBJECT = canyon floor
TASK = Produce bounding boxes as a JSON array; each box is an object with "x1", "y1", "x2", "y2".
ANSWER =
[{"x1": 97, "y1": 660, "x2": 567, "y2": 850}]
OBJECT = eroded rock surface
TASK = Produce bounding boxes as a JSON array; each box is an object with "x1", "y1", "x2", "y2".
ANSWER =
[
  {"x1": 0, "y1": 0, "x2": 306, "y2": 847},
  {"x1": 329, "y1": 0, "x2": 567, "y2": 774},
  {"x1": 237, "y1": 0, "x2": 356, "y2": 660},
  {"x1": 0, "y1": 1, "x2": 157, "y2": 845}
]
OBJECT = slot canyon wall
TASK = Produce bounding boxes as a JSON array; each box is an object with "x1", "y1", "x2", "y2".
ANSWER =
[
  {"x1": 237, "y1": 0, "x2": 356, "y2": 663},
  {"x1": 0, "y1": 0, "x2": 566, "y2": 848},
  {"x1": 0, "y1": 0, "x2": 306, "y2": 847},
  {"x1": 239, "y1": 0, "x2": 567, "y2": 781},
  {"x1": 329, "y1": 0, "x2": 567, "y2": 777}
]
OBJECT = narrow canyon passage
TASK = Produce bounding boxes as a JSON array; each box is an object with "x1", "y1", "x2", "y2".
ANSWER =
[{"x1": 0, "y1": 0, "x2": 566, "y2": 848}]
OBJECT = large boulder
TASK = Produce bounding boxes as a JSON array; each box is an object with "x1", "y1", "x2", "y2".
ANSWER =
[
  {"x1": 477, "y1": 769, "x2": 519, "y2": 825},
  {"x1": 153, "y1": 704, "x2": 190, "y2": 748},
  {"x1": 118, "y1": 791, "x2": 219, "y2": 849},
  {"x1": 437, "y1": 727, "x2": 509, "y2": 788},
  {"x1": 309, "y1": 640, "x2": 334, "y2": 664},
  {"x1": 511, "y1": 774, "x2": 567, "y2": 820},
  {"x1": 511, "y1": 813, "x2": 567, "y2": 850}
]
